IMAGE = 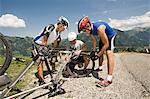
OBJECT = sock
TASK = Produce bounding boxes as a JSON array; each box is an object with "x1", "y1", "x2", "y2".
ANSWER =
[
  {"x1": 99, "y1": 65, "x2": 103, "y2": 70},
  {"x1": 107, "y1": 75, "x2": 113, "y2": 81}
]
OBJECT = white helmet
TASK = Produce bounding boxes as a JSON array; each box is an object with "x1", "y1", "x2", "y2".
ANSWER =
[
  {"x1": 68, "y1": 32, "x2": 77, "y2": 41},
  {"x1": 58, "y1": 16, "x2": 69, "y2": 30}
]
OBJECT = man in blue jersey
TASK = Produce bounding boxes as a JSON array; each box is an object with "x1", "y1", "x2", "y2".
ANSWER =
[{"x1": 78, "y1": 16, "x2": 116, "y2": 87}]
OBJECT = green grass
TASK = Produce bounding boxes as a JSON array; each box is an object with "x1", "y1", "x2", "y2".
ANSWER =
[
  {"x1": 0, "y1": 55, "x2": 37, "y2": 97},
  {"x1": 0, "y1": 55, "x2": 5, "y2": 66}
]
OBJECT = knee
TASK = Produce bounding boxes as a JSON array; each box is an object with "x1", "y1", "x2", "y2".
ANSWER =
[
  {"x1": 107, "y1": 50, "x2": 114, "y2": 56},
  {"x1": 38, "y1": 63, "x2": 43, "y2": 70}
]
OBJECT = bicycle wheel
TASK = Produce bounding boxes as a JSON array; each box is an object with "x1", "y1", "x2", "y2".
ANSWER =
[{"x1": 0, "y1": 33, "x2": 12, "y2": 76}]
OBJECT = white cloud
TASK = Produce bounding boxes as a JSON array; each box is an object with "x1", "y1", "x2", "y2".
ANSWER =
[
  {"x1": 108, "y1": 11, "x2": 150, "y2": 31},
  {"x1": 0, "y1": 14, "x2": 26, "y2": 28}
]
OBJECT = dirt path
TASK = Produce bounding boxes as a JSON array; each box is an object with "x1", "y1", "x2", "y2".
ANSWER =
[
  {"x1": 18, "y1": 53, "x2": 150, "y2": 99},
  {"x1": 120, "y1": 53, "x2": 150, "y2": 97}
]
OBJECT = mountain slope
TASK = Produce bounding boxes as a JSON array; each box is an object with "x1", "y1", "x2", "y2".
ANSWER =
[
  {"x1": 3, "y1": 27, "x2": 150, "y2": 56},
  {"x1": 114, "y1": 27, "x2": 150, "y2": 47}
]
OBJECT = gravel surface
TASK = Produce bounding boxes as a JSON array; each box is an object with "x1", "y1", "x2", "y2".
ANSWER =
[
  {"x1": 17, "y1": 53, "x2": 150, "y2": 99},
  {"x1": 120, "y1": 53, "x2": 150, "y2": 98}
]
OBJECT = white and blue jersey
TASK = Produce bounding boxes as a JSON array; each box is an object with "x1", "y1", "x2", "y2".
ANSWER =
[{"x1": 34, "y1": 24, "x2": 61, "y2": 46}]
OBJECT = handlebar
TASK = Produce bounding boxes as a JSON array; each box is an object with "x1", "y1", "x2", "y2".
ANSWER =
[{"x1": 34, "y1": 45, "x2": 99, "y2": 60}]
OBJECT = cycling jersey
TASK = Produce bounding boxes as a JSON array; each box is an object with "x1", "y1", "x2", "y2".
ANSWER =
[
  {"x1": 70, "y1": 40, "x2": 84, "y2": 51},
  {"x1": 34, "y1": 24, "x2": 61, "y2": 46},
  {"x1": 92, "y1": 21, "x2": 116, "y2": 38}
]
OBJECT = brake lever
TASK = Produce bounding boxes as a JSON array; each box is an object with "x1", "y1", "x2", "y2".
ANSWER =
[
  {"x1": 91, "y1": 55, "x2": 99, "y2": 61},
  {"x1": 94, "y1": 55, "x2": 99, "y2": 60}
]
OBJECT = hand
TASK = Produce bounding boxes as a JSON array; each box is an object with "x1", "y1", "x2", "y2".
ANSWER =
[
  {"x1": 73, "y1": 50, "x2": 81, "y2": 56},
  {"x1": 90, "y1": 51, "x2": 95, "y2": 57},
  {"x1": 39, "y1": 46, "x2": 48, "y2": 55},
  {"x1": 97, "y1": 53, "x2": 100, "y2": 57},
  {"x1": 90, "y1": 51, "x2": 95, "y2": 60},
  {"x1": 97, "y1": 51, "x2": 103, "y2": 57}
]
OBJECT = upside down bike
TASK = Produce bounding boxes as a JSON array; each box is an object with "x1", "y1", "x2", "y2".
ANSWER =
[{"x1": 0, "y1": 36, "x2": 99, "y2": 98}]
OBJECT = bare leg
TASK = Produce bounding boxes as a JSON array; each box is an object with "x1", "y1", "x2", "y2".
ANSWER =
[
  {"x1": 83, "y1": 56, "x2": 90, "y2": 69},
  {"x1": 97, "y1": 50, "x2": 115, "y2": 87},
  {"x1": 37, "y1": 60, "x2": 44, "y2": 81},
  {"x1": 106, "y1": 50, "x2": 115, "y2": 75},
  {"x1": 97, "y1": 54, "x2": 103, "y2": 71},
  {"x1": 83, "y1": 56, "x2": 90, "y2": 73},
  {"x1": 99, "y1": 54, "x2": 103, "y2": 66}
]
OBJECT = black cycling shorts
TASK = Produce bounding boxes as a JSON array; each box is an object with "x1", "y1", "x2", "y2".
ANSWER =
[
  {"x1": 99, "y1": 35, "x2": 116, "y2": 51},
  {"x1": 68, "y1": 56, "x2": 84, "y2": 72}
]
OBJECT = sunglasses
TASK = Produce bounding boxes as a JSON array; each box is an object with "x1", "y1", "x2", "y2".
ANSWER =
[
  {"x1": 81, "y1": 24, "x2": 91, "y2": 32},
  {"x1": 70, "y1": 39, "x2": 76, "y2": 42}
]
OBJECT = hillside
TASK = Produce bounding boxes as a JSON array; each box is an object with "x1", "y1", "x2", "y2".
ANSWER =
[
  {"x1": 114, "y1": 27, "x2": 150, "y2": 47},
  {"x1": 4, "y1": 27, "x2": 150, "y2": 56},
  {"x1": 5, "y1": 36, "x2": 33, "y2": 56}
]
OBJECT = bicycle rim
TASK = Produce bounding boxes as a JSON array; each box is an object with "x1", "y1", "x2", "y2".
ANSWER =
[{"x1": 0, "y1": 33, "x2": 12, "y2": 75}]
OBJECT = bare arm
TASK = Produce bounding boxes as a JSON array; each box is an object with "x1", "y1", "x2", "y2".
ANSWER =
[
  {"x1": 97, "y1": 25, "x2": 109, "y2": 56},
  {"x1": 80, "y1": 43, "x2": 88, "y2": 51},
  {"x1": 42, "y1": 35, "x2": 48, "y2": 45},
  {"x1": 52, "y1": 40, "x2": 60, "y2": 48}
]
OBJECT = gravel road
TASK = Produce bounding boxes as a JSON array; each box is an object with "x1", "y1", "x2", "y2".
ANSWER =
[{"x1": 17, "y1": 53, "x2": 150, "y2": 99}]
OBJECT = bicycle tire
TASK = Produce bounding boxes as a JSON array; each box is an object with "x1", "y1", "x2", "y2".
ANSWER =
[{"x1": 0, "y1": 33, "x2": 12, "y2": 76}]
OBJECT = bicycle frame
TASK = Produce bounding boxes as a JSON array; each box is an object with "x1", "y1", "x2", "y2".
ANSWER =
[
  {"x1": 0, "y1": 46, "x2": 97, "y2": 98},
  {"x1": 0, "y1": 54, "x2": 39, "y2": 98},
  {"x1": 0, "y1": 46, "x2": 69, "y2": 98}
]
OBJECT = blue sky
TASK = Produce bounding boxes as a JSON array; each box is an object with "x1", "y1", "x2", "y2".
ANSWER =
[{"x1": 0, "y1": 0, "x2": 150, "y2": 38}]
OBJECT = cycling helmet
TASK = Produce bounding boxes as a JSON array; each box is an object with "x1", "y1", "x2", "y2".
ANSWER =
[
  {"x1": 58, "y1": 16, "x2": 69, "y2": 30},
  {"x1": 68, "y1": 32, "x2": 77, "y2": 41},
  {"x1": 78, "y1": 16, "x2": 90, "y2": 33}
]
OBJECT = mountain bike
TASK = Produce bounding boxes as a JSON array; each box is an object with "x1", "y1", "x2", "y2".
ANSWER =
[
  {"x1": 0, "y1": 45, "x2": 69, "y2": 98},
  {"x1": 0, "y1": 33, "x2": 12, "y2": 76},
  {"x1": 0, "y1": 43, "x2": 98, "y2": 98}
]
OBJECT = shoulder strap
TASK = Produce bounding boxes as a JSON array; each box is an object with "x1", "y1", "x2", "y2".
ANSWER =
[{"x1": 42, "y1": 24, "x2": 55, "y2": 36}]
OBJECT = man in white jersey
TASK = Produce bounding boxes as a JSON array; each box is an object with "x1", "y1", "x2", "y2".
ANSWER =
[
  {"x1": 34, "y1": 16, "x2": 69, "y2": 85},
  {"x1": 63, "y1": 32, "x2": 90, "y2": 78}
]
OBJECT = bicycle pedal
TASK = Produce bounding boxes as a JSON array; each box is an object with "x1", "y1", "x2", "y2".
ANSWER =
[
  {"x1": 57, "y1": 88, "x2": 66, "y2": 94},
  {"x1": 48, "y1": 88, "x2": 65, "y2": 97}
]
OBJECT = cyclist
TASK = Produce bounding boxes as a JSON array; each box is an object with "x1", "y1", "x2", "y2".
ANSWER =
[
  {"x1": 63, "y1": 32, "x2": 90, "y2": 78},
  {"x1": 34, "y1": 16, "x2": 69, "y2": 85},
  {"x1": 78, "y1": 16, "x2": 116, "y2": 87}
]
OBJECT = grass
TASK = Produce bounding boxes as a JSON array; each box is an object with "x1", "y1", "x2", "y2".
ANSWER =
[
  {"x1": 0, "y1": 55, "x2": 37, "y2": 97},
  {"x1": 0, "y1": 55, "x2": 5, "y2": 66}
]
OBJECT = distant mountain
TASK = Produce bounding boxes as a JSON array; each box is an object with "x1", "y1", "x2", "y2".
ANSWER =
[
  {"x1": 114, "y1": 27, "x2": 150, "y2": 47},
  {"x1": 5, "y1": 36, "x2": 33, "y2": 56},
  {"x1": 3, "y1": 27, "x2": 150, "y2": 56}
]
